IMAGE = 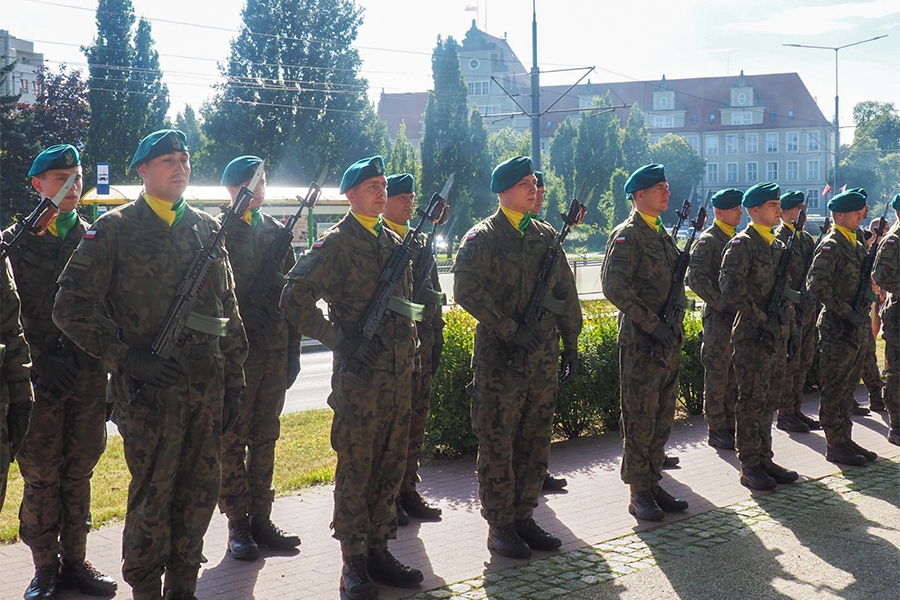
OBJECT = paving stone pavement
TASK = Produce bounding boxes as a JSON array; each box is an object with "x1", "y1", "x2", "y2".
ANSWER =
[{"x1": 0, "y1": 388, "x2": 897, "y2": 599}]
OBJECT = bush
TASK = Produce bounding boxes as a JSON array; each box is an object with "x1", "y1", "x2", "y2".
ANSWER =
[{"x1": 678, "y1": 311, "x2": 705, "y2": 415}]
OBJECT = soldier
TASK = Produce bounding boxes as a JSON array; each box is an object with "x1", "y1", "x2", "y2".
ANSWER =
[
  {"x1": 454, "y1": 156, "x2": 581, "y2": 557},
  {"x1": 217, "y1": 156, "x2": 302, "y2": 559},
  {"x1": 720, "y1": 182, "x2": 799, "y2": 490},
  {"x1": 53, "y1": 129, "x2": 249, "y2": 600},
  {"x1": 774, "y1": 191, "x2": 821, "y2": 434},
  {"x1": 805, "y1": 189, "x2": 877, "y2": 466},
  {"x1": 4, "y1": 145, "x2": 117, "y2": 599},
  {"x1": 1, "y1": 258, "x2": 33, "y2": 513},
  {"x1": 382, "y1": 173, "x2": 445, "y2": 525},
  {"x1": 687, "y1": 188, "x2": 743, "y2": 450},
  {"x1": 857, "y1": 217, "x2": 887, "y2": 413},
  {"x1": 601, "y1": 163, "x2": 689, "y2": 521},
  {"x1": 281, "y1": 156, "x2": 423, "y2": 600},
  {"x1": 873, "y1": 193, "x2": 900, "y2": 445}
]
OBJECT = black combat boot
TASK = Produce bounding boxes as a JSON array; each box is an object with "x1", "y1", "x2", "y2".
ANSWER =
[
  {"x1": 227, "y1": 517, "x2": 260, "y2": 560},
  {"x1": 398, "y1": 491, "x2": 442, "y2": 521},
  {"x1": 651, "y1": 486, "x2": 689, "y2": 512},
  {"x1": 514, "y1": 518, "x2": 562, "y2": 551},
  {"x1": 24, "y1": 565, "x2": 58, "y2": 600},
  {"x1": 340, "y1": 554, "x2": 377, "y2": 600},
  {"x1": 487, "y1": 523, "x2": 532, "y2": 559},
  {"x1": 762, "y1": 462, "x2": 799, "y2": 484},
  {"x1": 796, "y1": 412, "x2": 821, "y2": 430},
  {"x1": 852, "y1": 400, "x2": 870, "y2": 416},
  {"x1": 58, "y1": 559, "x2": 117, "y2": 596},
  {"x1": 662, "y1": 455, "x2": 679, "y2": 469},
  {"x1": 163, "y1": 591, "x2": 198, "y2": 600},
  {"x1": 395, "y1": 500, "x2": 410, "y2": 526},
  {"x1": 708, "y1": 429, "x2": 736, "y2": 449},
  {"x1": 628, "y1": 490, "x2": 665, "y2": 521},
  {"x1": 888, "y1": 427, "x2": 900, "y2": 446},
  {"x1": 847, "y1": 440, "x2": 877, "y2": 462},
  {"x1": 740, "y1": 465, "x2": 777, "y2": 490},
  {"x1": 249, "y1": 514, "x2": 301, "y2": 550},
  {"x1": 776, "y1": 414, "x2": 811, "y2": 433},
  {"x1": 825, "y1": 442, "x2": 868, "y2": 466},
  {"x1": 542, "y1": 473, "x2": 568, "y2": 491},
  {"x1": 366, "y1": 545, "x2": 424, "y2": 587}
]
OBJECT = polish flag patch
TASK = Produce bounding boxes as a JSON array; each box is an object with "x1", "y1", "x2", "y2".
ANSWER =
[
  {"x1": 312, "y1": 240, "x2": 324, "y2": 249},
  {"x1": 731, "y1": 239, "x2": 741, "y2": 246},
  {"x1": 696, "y1": 240, "x2": 706, "y2": 247},
  {"x1": 615, "y1": 236, "x2": 626, "y2": 245},
  {"x1": 888, "y1": 239, "x2": 897, "y2": 245},
  {"x1": 466, "y1": 232, "x2": 478, "y2": 242},
  {"x1": 822, "y1": 245, "x2": 832, "y2": 252},
  {"x1": 83, "y1": 230, "x2": 97, "y2": 240}
]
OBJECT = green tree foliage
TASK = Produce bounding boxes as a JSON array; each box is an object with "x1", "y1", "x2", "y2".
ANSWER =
[
  {"x1": 648, "y1": 133, "x2": 705, "y2": 224},
  {"x1": 597, "y1": 167, "x2": 630, "y2": 230},
  {"x1": 0, "y1": 62, "x2": 39, "y2": 226},
  {"x1": 574, "y1": 95, "x2": 621, "y2": 240},
  {"x1": 386, "y1": 121, "x2": 421, "y2": 185},
  {"x1": 549, "y1": 117, "x2": 577, "y2": 200},
  {"x1": 19, "y1": 64, "x2": 90, "y2": 149},
  {"x1": 853, "y1": 101, "x2": 900, "y2": 155},
  {"x1": 174, "y1": 105, "x2": 204, "y2": 157},
  {"x1": 840, "y1": 101, "x2": 900, "y2": 204},
  {"x1": 129, "y1": 18, "x2": 170, "y2": 134},
  {"x1": 620, "y1": 103, "x2": 649, "y2": 174},
  {"x1": 487, "y1": 127, "x2": 530, "y2": 165},
  {"x1": 468, "y1": 107, "x2": 494, "y2": 222}
]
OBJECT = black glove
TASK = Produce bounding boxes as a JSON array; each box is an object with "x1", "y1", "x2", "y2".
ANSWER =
[
  {"x1": 7, "y1": 401, "x2": 33, "y2": 458},
  {"x1": 241, "y1": 305, "x2": 273, "y2": 333},
  {"x1": 431, "y1": 334, "x2": 444, "y2": 376},
  {"x1": 650, "y1": 322, "x2": 675, "y2": 351},
  {"x1": 122, "y1": 349, "x2": 186, "y2": 389},
  {"x1": 845, "y1": 311, "x2": 868, "y2": 328},
  {"x1": 338, "y1": 335, "x2": 379, "y2": 369},
  {"x1": 560, "y1": 349, "x2": 578, "y2": 382},
  {"x1": 758, "y1": 316, "x2": 781, "y2": 343},
  {"x1": 286, "y1": 349, "x2": 301, "y2": 389},
  {"x1": 511, "y1": 324, "x2": 542, "y2": 354},
  {"x1": 787, "y1": 335, "x2": 800, "y2": 362},
  {"x1": 222, "y1": 387, "x2": 243, "y2": 434},
  {"x1": 32, "y1": 352, "x2": 78, "y2": 392},
  {"x1": 105, "y1": 401, "x2": 115, "y2": 422}
]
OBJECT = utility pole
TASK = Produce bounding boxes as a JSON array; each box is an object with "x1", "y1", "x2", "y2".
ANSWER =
[{"x1": 530, "y1": 0, "x2": 541, "y2": 170}]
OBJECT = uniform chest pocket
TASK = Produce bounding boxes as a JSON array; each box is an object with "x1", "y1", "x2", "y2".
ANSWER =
[
  {"x1": 493, "y1": 245, "x2": 522, "y2": 289},
  {"x1": 121, "y1": 240, "x2": 170, "y2": 295}
]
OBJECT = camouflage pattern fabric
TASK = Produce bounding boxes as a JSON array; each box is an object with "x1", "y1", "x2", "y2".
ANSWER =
[
  {"x1": 601, "y1": 211, "x2": 684, "y2": 490},
  {"x1": 720, "y1": 227, "x2": 793, "y2": 468},
  {"x1": 53, "y1": 196, "x2": 248, "y2": 596},
  {"x1": 861, "y1": 328, "x2": 884, "y2": 399},
  {"x1": 281, "y1": 212, "x2": 417, "y2": 552},
  {"x1": 454, "y1": 210, "x2": 580, "y2": 525},
  {"x1": 806, "y1": 229, "x2": 868, "y2": 447},
  {"x1": 873, "y1": 222, "x2": 900, "y2": 425},
  {"x1": 688, "y1": 222, "x2": 738, "y2": 431}
]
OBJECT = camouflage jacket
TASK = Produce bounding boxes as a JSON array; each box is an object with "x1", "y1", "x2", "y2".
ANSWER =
[
  {"x1": 720, "y1": 226, "x2": 794, "y2": 344},
  {"x1": 218, "y1": 212, "x2": 300, "y2": 352},
  {"x1": 688, "y1": 222, "x2": 734, "y2": 318},
  {"x1": 410, "y1": 230, "x2": 444, "y2": 348},
  {"x1": 601, "y1": 211, "x2": 686, "y2": 346},
  {"x1": 806, "y1": 228, "x2": 868, "y2": 328},
  {"x1": 873, "y1": 222, "x2": 899, "y2": 345},
  {"x1": 282, "y1": 212, "x2": 418, "y2": 375},
  {"x1": 0, "y1": 258, "x2": 33, "y2": 408},
  {"x1": 453, "y1": 209, "x2": 581, "y2": 364},
  {"x1": 52, "y1": 195, "x2": 248, "y2": 391},
  {"x1": 775, "y1": 223, "x2": 816, "y2": 313}
]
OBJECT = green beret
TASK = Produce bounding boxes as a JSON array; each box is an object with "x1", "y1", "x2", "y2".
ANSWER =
[
  {"x1": 340, "y1": 156, "x2": 385, "y2": 194},
  {"x1": 711, "y1": 188, "x2": 743, "y2": 210},
  {"x1": 491, "y1": 156, "x2": 534, "y2": 193},
  {"x1": 387, "y1": 173, "x2": 415, "y2": 196},
  {"x1": 221, "y1": 155, "x2": 263, "y2": 186},
  {"x1": 742, "y1": 182, "x2": 780, "y2": 207},
  {"x1": 892, "y1": 193, "x2": 900, "y2": 210},
  {"x1": 130, "y1": 129, "x2": 189, "y2": 169},
  {"x1": 534, "y1": 170, "x2": 545, "y2": 189},
  {"x1": 29, "y1": 144, "x2": 80, "y2": 177},
  {"x1": 624, "y1": 163, "x2": 666, "y2": 194},
  {"x1": 779, "y1": 190, "x2": 805, "y2": 210},
  {"x1": 846, "y1": 187, "x2": 867, "y2": 198},
  {"x1": 828, "y1": 190, "x2": 867, "y2": 212}
]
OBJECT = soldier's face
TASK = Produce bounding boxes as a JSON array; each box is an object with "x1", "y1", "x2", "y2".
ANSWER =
[
  {"x1": 384, "y1": 192, "x2": 415, "y2": 224},
  {"x1": 138, "y1": 151, "x2": 191, "y2": 202},
  {"x1": 634, "y1": 182, "x2": 669, "y2": 217},
  {"x1": 715, "y1": 205, "x2": 743, "y2": 227},
  {"x1": 346, "y1": 176, "x2": 388, "y2": 217},
  {"x1": 781, "y1": 203, "x2": 804, "y2": 224},
  {"x1": 229, "y1": 172, "x2": 267, "y2": 209},
  {"x1": 499, "y1": 175, "x2": 537, "y2": 214},
  {"x1": 833, "y1": 208, "x2": 866, "y2": 231},
  {"x1": 32, "y1": 166, "x2": 83, "y2": 212},
  {"x1": 750, "y1": 199, "x2": 782, "y2": 228},
  {"x1": 532, "y1": 186, "x2": 546, "y2": 216}
]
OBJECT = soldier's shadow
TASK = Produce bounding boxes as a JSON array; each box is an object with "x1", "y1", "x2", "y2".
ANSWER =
[{"x1": 195, "y1": 545, "x2": 297, "y2": 599}]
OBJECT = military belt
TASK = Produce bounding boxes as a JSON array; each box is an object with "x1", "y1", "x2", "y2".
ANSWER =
[
  {"x1": 185, "y1": 311, "x2": 230, "y2": 337},
  {"x1": 421, "y1": 288, "x2": 447, "y2": 307},
  {"x1": 22, "y1": 316, "x2": 60, "y2": 333},
  {"x1": 678, "y1": 296, "x2": 696, "y2": 311},
  {"x1": 387, "y1": 296, "x2": 424, "y2": 322}
]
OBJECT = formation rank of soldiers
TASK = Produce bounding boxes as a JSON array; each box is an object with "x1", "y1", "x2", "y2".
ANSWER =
[{"x1": 0, "y1": 129, "x2": 897, "y2": 600}]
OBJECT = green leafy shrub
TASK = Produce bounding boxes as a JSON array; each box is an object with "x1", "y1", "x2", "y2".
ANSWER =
[{"x1": 678, "y1": 311, "x2": 705, "y2": 415}]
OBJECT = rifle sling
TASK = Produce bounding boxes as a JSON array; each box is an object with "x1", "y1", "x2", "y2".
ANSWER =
[
  {"x1": 541, "y1": 295, "x2": 566, "y2": 316},
  {"x1": 420, "y1": 288, "x2": 447, "y2": 307},
  {"x1": 783, "y1": 287, "x2": 802, "y2": 303},
  {"x1": 387, "y1": 296, "x2": 425, "y2": 322},
  {"x1": 185, "y1": 311, "x2": 230, "y2": 337}
]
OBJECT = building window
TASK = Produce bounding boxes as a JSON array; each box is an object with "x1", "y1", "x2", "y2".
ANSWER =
[
  {"x1": 653, "y1": 115, "x2": 674, "y2": 128},
  {"x1": 481, "y1": 105, "x2": 500, "y2": 116},
  {"x1": 786, "y1": 131, "x2": 799, "y2": 152},
  {"x1": 660, "y1": 96, "x2": 669, "y2": 109},
  {"x1": 726, "y1": 135, "x2": 738, "y2": 154},
  {"x1": 686, "y1": 135, "x2": 699, "y2": 155},
  {"x1": 788, "y1": 110, "x2": 794, "y2": 119},
  {"x1": 738, "y1": 92, "x2": 746, "y2": 105},
  {"x1": 746, "y1": 162, "x2": 758, "y2": 182},
  {"x1": 649, "y1": 135, "x2": 660, "y2": 145},
  {"x1": 469, "y1": 59, "x2": 480, "y2": 70},
  {"x1": 770, "y1": 111, "x2": 777, "y2": 122},
  {"x1": 807, "y1": 131, "x2": 821, "y2": 151},
  {"x1": 731, "y1": 112, "x2": 751, "y2": 125},
  {"x1": 766, "y1": 133, "x2": 778, "y2": 153},
  {"x1": 691, "y1": 114, "x2": 698, "y2": 125},
  {"x1": 726, "y1": 162, "x2": 738, "y2": 183},
  {"x1": 808, "y1": 159, "x2": 820, "y2": 180},
  {"x1": 707, "y1": 163, "x2": 719, "y2": 183},
  {"x1": 766, "y1": 161, "x2": 778, "y2": 180},
  {"x1": 470, "y1": 81, "x2": 490, "y2": 95},
  {"x1": 709, "y1": 113, "x2": 716, "y2": 124},
  {"x1": 807, "y1": 189, "x2": 820, "y2": 209},
  {"x1": 787, "y1": 160, "x2": 799, "y2": 181},
  {"x1": 706, "y1": 135, "x2": 719, "y2": 155},
  {"x1": 746, "y1": 134, "x2": 758, "y2": 154}
]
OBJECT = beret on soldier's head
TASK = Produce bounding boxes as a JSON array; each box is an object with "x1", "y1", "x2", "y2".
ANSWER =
[
  {"x1": 387, "y1": 173, "x2": 415, "y2": 196},
  {"x1": 711, "y1": 188, "x2": 743, "y2": 210},
  {"x1": 534, "y1": 170, "x2": 545, "y2": 189},
  {"x1": 29, "y1": 144, "x2": 80, "y2": 177},
  {"x1": 221, "y1": 155, "x2": 263, "y2": 186},
  {"x1": 847, "y1": 187, "x2": 867, "y2": 198},
  {"x1": 893, "y1": 193, "x2": 900, "y2": 210},
  {"x1": 340, "y1": 155, "x2": 385, "y2": 194},
  {"x1": 742, "y1": 182, "x2": 780, "y2": 207},
  {"x1": 828, "y1": 190, "x2": 867, "y2": 213},
  {"x1": 130, "y1": 129, "x2": 189, "y2": 169},
  {"x1": 491, "y1": 156, "x2": 534, "y2": 193},
  {"x1": 624, "y1": 163, "x2": 666, "y2": 195},
  {"x1": 779, "y1": 190, "x2": 805, "y2": 210}
]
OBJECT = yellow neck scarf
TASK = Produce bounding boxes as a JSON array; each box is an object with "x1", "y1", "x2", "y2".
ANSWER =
[
  {"x1": 833, "y1": 224, "x2": 857, "y2": 245},
  {"x1": 782, "y1": 221, "x2": 796, "y2": 233},
  {"x1": 350, "y1": 211, "x2": 382, "y2": 237},
  {"x1": 242, "y1": 207, "x2": 261, "y2": 227},
  {"x1": 636, "y1": 210, "x2": 664, "y2": 235},
  {"x1": 383, "y1": 217, "x2": 409, "y2": 238},
  {"x1": 714, "y1": 218, "x2": 736, "y2": 238},
  {"x1": 144, "y1": 192, "x2": 185, "y2": 227},
  {"x1": 46, "y1": 210, "x2": 78, "y2": 240},
  {"x1": 750, "y1": 222, "x2": 776, "y2": 245},
  {"x1": 500, "y1": 205, "x2": 532, "y2": 234}
]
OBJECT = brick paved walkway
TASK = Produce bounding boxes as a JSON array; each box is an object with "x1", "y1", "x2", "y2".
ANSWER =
[{"x1": 1, "y1": 388, "x2": 897, "y2": 599}]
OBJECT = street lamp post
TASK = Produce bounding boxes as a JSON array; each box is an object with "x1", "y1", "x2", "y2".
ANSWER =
[{"x1": 783, "y1": 35, "x2": 887, "y2": 194}]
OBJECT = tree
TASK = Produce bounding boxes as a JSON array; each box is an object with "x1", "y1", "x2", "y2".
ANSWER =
[
  {"x1": 174, "y1": 105, "x2": 204, "y2": 157},
  {"x1": 574, "y1": 94, "x2": 621, "y2": 238},
  {"x1": 648, "y1": 134, "x2": 705, "y2": 224},
  {"x1": 487, "y1": 127, "x2": 530, "y2": 166},
  {"x1": 386, "y1": 121, "x2": 421, "y2": 185},
  {"x1": 620, "y1": 104, "x2": 649, "y2": 174},
  {"x1": 19, "y1": 64, "x2": 90, "y2": 149},
  {"x1": 853, "y1": 101, "x2": 900, "y2": 155},
  {"x1": 0, "y1": 62, "x2": 39, "y2": 226},
  {"x1": 549, "y1": 117, "x2": 577, "y2": 200},
  {"x1": 468, "y1": 107, "x2": 494, "y2": 222},
  {"x1": 129, "y1": 18, "x2": 170, "y2": 134}
]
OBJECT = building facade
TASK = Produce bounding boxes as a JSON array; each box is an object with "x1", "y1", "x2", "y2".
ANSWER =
[{"x1": 1, "y1": 30, "x2": 44, "y2": 104}]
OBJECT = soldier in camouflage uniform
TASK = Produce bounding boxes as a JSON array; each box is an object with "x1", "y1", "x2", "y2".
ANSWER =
[
  {"x1": 687, "y1": 188, "x2": 743, "y2": 451},
  {"x1": 281, "y1": 156, "x2": 423, "y2": 600},
  {"x1": 4, "y1": 145, "x2": 117, "y2": 600},
  {"x1": 873, "y1": 193, "x2": 900, "y2": 445},
  {"x1": 53, "y1": 130, "x2": 249, "y2": 600},
  {"x1": 601, "y1": 163, "x2": 690, "y2": 522},
  {"x1": 382, "y1": 173, "x2": 445, "y2": 525},
  {"x1": 1, "y1": 257, "x2": 33, "y2": 514},
  {"x1": 454, "y1": 156, "x2": 581, "y2": 557},
  {"x1": 805, "y1": 189, "x2": 878, "y2": 467},
  {"x1": 720, "y1": 182, "x2": 799, "y2": 491},
  {"x1": 857, "y1": 217, "x2": 887, "y2": 414},
  {"x1": 216, "y1": 156, "x2": 302, "y2": 560},
  {"x1": 774, "y1": 191, "x2": 822, "y2": 434}
]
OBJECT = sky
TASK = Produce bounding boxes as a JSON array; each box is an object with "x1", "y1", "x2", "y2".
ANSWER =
[{"x1": 6, "y1": 0, "x2": 900, "y2": 143}]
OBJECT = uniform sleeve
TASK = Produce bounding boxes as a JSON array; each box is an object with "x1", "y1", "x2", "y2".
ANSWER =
[
  {"x1": 720, "y1": 241, "x2": 767, "y2": 326},
  {"x1": 688, "y1": 238, "x2": 730, "y2": 314},
  {"x1": 282, "y1": 241, "x2": 343, "y2": 351},
  {"x1": 600, "y1": 229, "x2": 660, "y2": 334},
  {"x1": 452, "y1": 231, "x2": 519, "y2": 341},
  {"x1": 1, "y1": 259, "x2": 34, "y2": 406},
  {"x1": 806, "y1": 242, "x2": 854, "y2": 319},
  {"x1": 219, "y1": 244, "x2": 249, "y2": 389},
  {"x1": 873, "y1": 234, "x2": 900, "y2": 296},
  {"x1": 280, "y1": 245, "x2": 303, "y2": 352},
  {"x1": 553, "y1": 251, "x2": 582, "y2": 350}
]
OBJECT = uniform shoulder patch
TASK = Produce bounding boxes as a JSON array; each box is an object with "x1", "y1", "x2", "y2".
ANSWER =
[
  {"x1": 615, "y1": 235, "x2": 627, "y2": 245},
  {"x1": 312, "y1": 239, "x2": 325, "y2": 249},
  {"x1": 822, "y1": 245, "x2": 832, "y2": 252},
  {"x1": 731, "y1": 239, "x2": 741, "y2": 246},
  {"x1": 465, "y1": 231, "x2": 477, "y2": 243},
  {"x1": 83, "y1": 230, "x2": 97, "y2": 240},
  {"x1": 696, "y1": 239, "x2": 706, "y2": 247},
  {"x1": 887, "y1": 239, "x2": 897, "y2": 245}
]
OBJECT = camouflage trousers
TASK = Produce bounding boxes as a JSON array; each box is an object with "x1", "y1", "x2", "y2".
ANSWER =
[
  {"x1": 0, "y1": 391, "x2": 12, "y2": 513},
  {"x1": 470, "y1": 351, "x2": 557, "y2": 526},
  {"x1": 329, "y1": 366, "x2": 411, "y2": 554},
  {"x1": 700, "y1": 312, "x2": 737, "y2": 431},
  {"x1": 619, "y1": 340, "x2": 680, "y2": 490},
  {"x1": 732, "y1": 336, "x2": 786, "y2": 468},
  {"x1": 401, "y1": 342, "x2": 435, "y2": 494},
  {"x1": 17, "y1": 375, "x2": 107, "y2": 566},
  {"x1": 883, "y1": 302, "x2": 899, "y2": 428},
  {"x1": 818, "y1": 318, "x2": 866, "y2": 447},
  {"x1": 861, "y1": 328, "x2": 884, "y2": 400},
  {"x1": 116, "y1": 367, "x2": 224, "y2": 597},
  {"x1": 779, "y1": 307, "x2": 817, "y2": 416},
  {"x1": 218, "y1": 345, "x2": 287, "y2": 521}
]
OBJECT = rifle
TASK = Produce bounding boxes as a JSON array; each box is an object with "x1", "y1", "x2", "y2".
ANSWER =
[
  {"x1": 762, "y1": 209, "x2": 806, "y2": 334},
  {"x1": 411, "y1": 174, "x2": 453, "y2": 304},
  {"x1": 129, "y1": 161, "x2": 264, "y2": 408},
  {"x1": 507, "y1": 181, "x2": 589, "y2": 369},
  {"x1": 852, "y1": 202, "x2": 890, "y2": 315},
  {"x1": 0, "y1": 172, "x2": 77, "y2": 262}
]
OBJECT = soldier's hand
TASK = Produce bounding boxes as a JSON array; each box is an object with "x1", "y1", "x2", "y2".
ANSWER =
[
  {"x1": 845, "y1": 311, "x2": 868, "y2": 329},
  {"x1": 222, "y1": 387, "x2": 243, "y2": 434},
  {"x1": 122, "y1": 349, "x2": 186, "y2": 389},
  {"x1": 560, "y1": 349, "x2": 579, "y2": 382},
  {"x1": 7, "y1": 401, "x2": 33, "y2": 458},
  {"x1": 338, "y1": 335, "x2": 379, "y2": 369},
  {"x1": 242, "y1": 305, "x2": 272, "y2": 332},
  {"x1": 650, "y1": 322, "x2": 676, "y2": 351},
  {"x1": 32, "y1": 353, "x2": 78, "y2": 391},
  {"x1": 286, "y1": 348, "x2": 301, "y2": 389},
  {"x1": 431, "y1": 333, "x2": 444, "y2": 376},
  {"x1": 787, "y1": 335, "x2": 800, "y2": 362},
  {"x1": 511, "y1": 324, "x2": 542, "y2": 354},
  {"x1": 757, "y1": 316, "x2": 780, "y2": 343}
]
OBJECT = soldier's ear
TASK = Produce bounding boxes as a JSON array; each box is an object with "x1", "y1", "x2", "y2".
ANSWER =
[{"x1": 32, "y1": 176, "x2": 45, "y2": 196}]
